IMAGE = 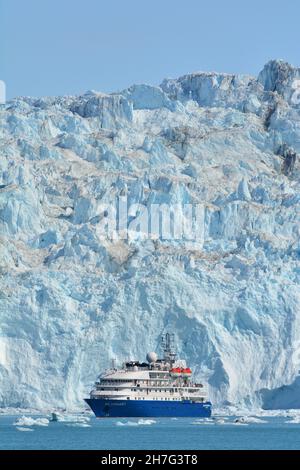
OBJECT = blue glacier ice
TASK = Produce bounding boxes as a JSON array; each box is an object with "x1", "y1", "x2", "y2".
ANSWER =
[{"x1": 0, "y1": 60, "x2": 299, "y2": 411}]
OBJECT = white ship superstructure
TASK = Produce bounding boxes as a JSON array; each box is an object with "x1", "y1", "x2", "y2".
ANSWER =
[{"x1": 91, "y1": 366, "x2": 207, "y2": 403}]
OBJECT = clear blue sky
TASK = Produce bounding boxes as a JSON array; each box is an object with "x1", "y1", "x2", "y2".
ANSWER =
[{"x1": 1, "y1": 0, "x2": 300, "y2": 99}]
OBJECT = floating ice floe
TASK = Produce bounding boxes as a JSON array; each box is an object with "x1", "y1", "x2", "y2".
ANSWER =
[
  {"x1": 234, "y1": 416, "x2": 267, "y2": 424},
  {"x1": 116, "y1": 419, "x2": 156, "y2": 426},
  {"x1": 13, "y1": 416, "x2": 49, "y2": 427},
  {"x1": 192, "y1": 418, "x2": 215, "y2": 425},
  {"x1": 16, "y1": 427, "x2": 34, "y2": 432},
  {"x1": 214, "y1": 418, "x2": 227, "y2": 425},
  {"x1": 65, "y1": 423, "x2": 91, "y2": 428},
  {"x1": 285, "y1": 416, "x2": 300, "y2": 424}
]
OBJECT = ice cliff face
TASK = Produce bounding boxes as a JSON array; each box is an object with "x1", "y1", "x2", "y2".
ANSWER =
[{"x1": 0, "y1": 60, "x2": 299, "y2": 410}]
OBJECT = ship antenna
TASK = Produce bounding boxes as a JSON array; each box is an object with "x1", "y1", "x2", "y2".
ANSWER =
[{"x1": 161, "y1": 333, "x2": 176, "y2": 364}]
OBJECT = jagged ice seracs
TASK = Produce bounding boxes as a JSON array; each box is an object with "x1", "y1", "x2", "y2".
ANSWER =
[{"x1": 0, "y1": 60, "x2": 300, "y2": 411}]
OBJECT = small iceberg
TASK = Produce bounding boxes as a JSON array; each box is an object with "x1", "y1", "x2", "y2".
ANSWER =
[
  {"x1": 116, "y1": 419, "x2": 156, "y2": 426},
  {"x1": 16, "y1": 427, "x2": 34, "y2": 432},
  {"x1": 285, "y1": 416, "x2": 300, "y2": 424},
  {"x1": 214, "y1": 418, "x2": 227, "y2": 425},
  {"x1": 234, "y1": 416, "x2": 266, "y2": 424},
  {"x1": 192, "y1": 418, "x2": 215, "y2": 425},
  {"x1": 65, "y1": 423, "x2": 91, "y2": 428},
  {"x1": 233, "y1": 418, "x2": 249, "y2": 425},
  {"x1": 13, "y1": 416, "x2": 49, "y2": 427}
]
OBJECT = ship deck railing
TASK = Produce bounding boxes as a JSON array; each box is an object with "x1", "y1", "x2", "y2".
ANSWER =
[
  {"x1": 96, "y1": 382, "x2": 205, "y2": 388},
  {"x1": 92, "y1": 389, "x2": 207, "y2": 396}
]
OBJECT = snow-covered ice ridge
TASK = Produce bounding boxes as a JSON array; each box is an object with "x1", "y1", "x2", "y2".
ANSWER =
[{"x1": 0, "y1": 59, "x2": 299, "y2": 411}]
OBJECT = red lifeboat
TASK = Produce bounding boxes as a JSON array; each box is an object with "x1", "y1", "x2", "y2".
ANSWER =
[
  {"x1": 181, "y1": 367, "x2": 192, "y2": 376},
  {"x1": 170, "y1": 367, "x2": 182, "y2": 377}
]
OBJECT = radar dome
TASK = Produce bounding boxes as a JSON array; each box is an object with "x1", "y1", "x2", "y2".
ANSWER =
[{"x1": 146, "y1": 352, "x2": 158, "y2": 363}]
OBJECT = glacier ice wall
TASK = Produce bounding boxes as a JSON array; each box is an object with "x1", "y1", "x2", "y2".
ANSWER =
[{"x1": 0, "y1": 60, "x2": 300, "y2": 410}]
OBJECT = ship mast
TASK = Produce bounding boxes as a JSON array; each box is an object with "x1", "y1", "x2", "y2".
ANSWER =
[{"x1": 161, "y1": 333, "x2": 176, "y2": 364}]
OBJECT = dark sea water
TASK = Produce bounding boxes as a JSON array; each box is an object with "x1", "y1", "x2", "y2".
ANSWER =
[{"x1": 1, "y1": 415, "x2": 300, "y2": 450}]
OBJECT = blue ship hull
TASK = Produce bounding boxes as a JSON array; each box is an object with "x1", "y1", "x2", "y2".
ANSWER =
[{"x1": 85, "y1": 398, "x2": 212, "y2": 418}]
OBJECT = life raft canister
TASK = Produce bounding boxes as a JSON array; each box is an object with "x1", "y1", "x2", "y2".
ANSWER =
[
  {"x1": 181, "y1": 368, "x2": 192, "y2": 376},
  {"x1": 170, "y1": 367, "x2": 182, "y2": 376}
]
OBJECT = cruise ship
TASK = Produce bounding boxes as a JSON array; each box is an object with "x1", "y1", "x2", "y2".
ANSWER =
[{"x1": 85, "y1": 334, "x2": 212, "y2": 417}]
